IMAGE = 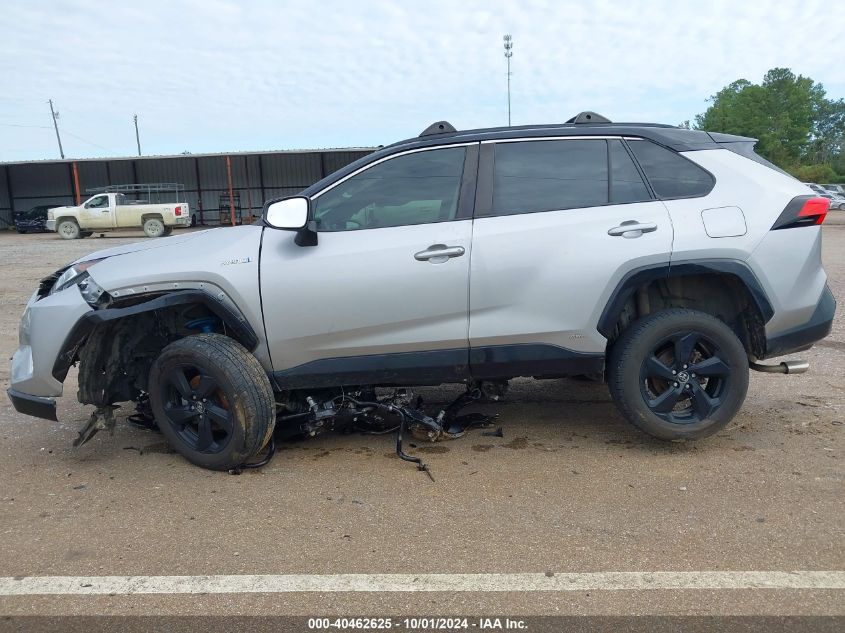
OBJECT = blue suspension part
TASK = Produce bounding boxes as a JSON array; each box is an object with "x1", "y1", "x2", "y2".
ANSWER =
[{"x1": 185, "y1": 316, "x2": 218, "y2": 334}]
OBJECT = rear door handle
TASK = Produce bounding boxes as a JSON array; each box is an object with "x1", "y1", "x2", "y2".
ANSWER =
[
  {"x1": 608, "y1": 221, "x2": 657, "y2": 238},
  {"x1": 414, "y1": 244, "x2": 466, "y2": 262}
]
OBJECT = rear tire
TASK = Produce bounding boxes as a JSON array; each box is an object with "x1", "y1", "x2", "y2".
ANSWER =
[
  {"x1": 608, "y1": 308, "x2": 749, "y2": 441},
  {"x1": 162, "y1": 226, "x2": 173, "y2": 236},
  {"x1": 143, "y1": 217, "x2": 165, "y2": 238},
  {"x1": 57, "y1": 219, "x2": 80, "y2": 240},
  {"x1": 148, "y1": 334, "x2": 276, "y2": 471},
  {"x1": 80, "y1": 231, "x2": 93, "y2": 238}
]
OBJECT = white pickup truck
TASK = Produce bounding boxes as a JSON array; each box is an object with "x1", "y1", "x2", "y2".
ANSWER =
[{"x1": 46, "y1": 192, "x2": 191, "y2": 239}]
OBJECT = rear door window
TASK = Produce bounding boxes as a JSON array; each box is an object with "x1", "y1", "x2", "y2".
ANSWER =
[{"x1": 492, "y1": 139, "x2": 608, "y2": 215}]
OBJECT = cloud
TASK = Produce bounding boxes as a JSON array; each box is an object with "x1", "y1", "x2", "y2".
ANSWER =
[{"x1": 0, "y1": 0, "x2": 842, "y2": 161}]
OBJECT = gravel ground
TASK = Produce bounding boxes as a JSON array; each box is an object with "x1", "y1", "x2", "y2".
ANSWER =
[{"x1": 0, "y1": 224, "x2": 842, "y2": 618}]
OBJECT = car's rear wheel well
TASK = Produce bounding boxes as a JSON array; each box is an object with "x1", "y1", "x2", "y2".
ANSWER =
[
  {"x1": 606, "y1": 273, "x2": 766, "y2": 359},
  {"x1": 141, "y1": 213, "x2": 164, "y2": 222},
  {"x1": 75, "y1": 299, "x2": 253, "y2": 407}
]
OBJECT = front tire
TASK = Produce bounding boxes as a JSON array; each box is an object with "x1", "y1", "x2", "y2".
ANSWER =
[
  {"x1": 57, "y1": 219, "x2": 80, "y2": 239},
  {"x1": 148, "y1": 334, "x2": 276, "y2": 470},
  {"x1": 608, "y1": 309, "x2": 749, "y2": 441},
  {"x1": 143, "y1": 217, "x2": 165, "y2": 238}
]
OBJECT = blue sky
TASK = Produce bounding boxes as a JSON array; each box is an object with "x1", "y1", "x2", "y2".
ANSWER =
[{"x1": 1, "y1": 0, "x2": 843, "y2": 162}]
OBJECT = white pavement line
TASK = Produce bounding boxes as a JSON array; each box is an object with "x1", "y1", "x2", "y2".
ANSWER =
[{"x1": 1, "y1": 571, "x2": 844, "y2": 596}]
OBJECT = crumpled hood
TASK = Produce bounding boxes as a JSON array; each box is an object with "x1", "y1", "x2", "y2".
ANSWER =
[{"x1": 72, "y1": 229, "x2": 211, "y2": 265}]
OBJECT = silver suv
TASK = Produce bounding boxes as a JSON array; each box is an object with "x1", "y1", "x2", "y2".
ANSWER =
[{"x1": 8, "y1": 113, "x2": 836, "y2": 471}]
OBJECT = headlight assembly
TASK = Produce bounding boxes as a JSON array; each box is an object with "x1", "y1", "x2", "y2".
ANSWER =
[{"x1": 50, "y1": 258, "x2": 107, "y2": 302}]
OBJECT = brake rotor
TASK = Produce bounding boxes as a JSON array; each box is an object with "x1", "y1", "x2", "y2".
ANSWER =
[{"x1": 189, "y1": 375, "x2": 229, "y2": 410}]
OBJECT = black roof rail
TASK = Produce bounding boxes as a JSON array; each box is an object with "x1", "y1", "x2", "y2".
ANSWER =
[
  {"x1": 565, "y1": 111, "x2": 611, "y2": 124},
  {"x1": 419, "y1": 121, "x2": 457, "y2": 137}
]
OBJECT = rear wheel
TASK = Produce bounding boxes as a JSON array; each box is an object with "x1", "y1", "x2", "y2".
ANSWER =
[
  {"x1": 148, "y1": 334, "x2": 276, "y2": 470},
  {"x1": 57, "y1": 219, "x2": 80, "y2": 239},
  {"x1": 143, "y1": 217, "x2": 165, "y2": 238},
  {"x1": 80, "y1": 231, "x2": 93, "y2": 238},
  {"x1": 608, "y1": 309, "x2": 749, "y2": 440}
]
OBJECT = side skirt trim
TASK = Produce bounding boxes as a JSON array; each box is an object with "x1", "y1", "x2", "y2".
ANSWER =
[{"x1": 271, "y1": 344, "x2": 604, "y2": 390}]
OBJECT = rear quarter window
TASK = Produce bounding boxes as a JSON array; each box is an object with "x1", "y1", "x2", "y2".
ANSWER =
[{"x1": 627, "y1": 139, "x2": 714, "y2": 199}]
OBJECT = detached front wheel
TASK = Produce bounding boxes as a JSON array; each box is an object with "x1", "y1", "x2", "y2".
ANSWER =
[
  {"x1": 608, "y1": 309, "x2": 749, "y2": 440},
  {"x1": 148, "y1": 334, "x2": 276, "y2": 470}
]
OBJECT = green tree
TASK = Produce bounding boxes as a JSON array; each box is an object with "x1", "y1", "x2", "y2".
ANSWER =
[{"x1": 695, "y1": 68, "x2": 844, "y2": 178}]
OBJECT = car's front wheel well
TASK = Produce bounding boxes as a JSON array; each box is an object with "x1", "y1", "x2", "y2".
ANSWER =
[
  {"x1": 75, "y1": 299, "x2": 255, "y2": 407},
  {"x1": 606, "y1": 273, "x2": 766, "y2": 359}
]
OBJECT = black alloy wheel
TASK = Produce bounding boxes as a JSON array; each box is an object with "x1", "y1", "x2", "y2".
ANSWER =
[
  {"x1": 608, "y1": 309, "x2": 749, "y2": 440},
  {"x1": 159, "y1": 365, "x2": 234, "y2": 454},
  {"x1": 640, "y1": 330, "x2": 730, "y2": 425},
  {"x1": 148, "y1": 334, "x2": 275, "y2": 470}
]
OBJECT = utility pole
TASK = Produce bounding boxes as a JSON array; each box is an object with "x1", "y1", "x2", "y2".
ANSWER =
[
  {"x1": 133, "y1": 114, "x2": 142, "y2": 156},
  {"x1": 48, "y1": 99, "x2": 64, "y2": 159},
  {"x1": 503, "y1": 34, "x2": 513, "y2": 126}
]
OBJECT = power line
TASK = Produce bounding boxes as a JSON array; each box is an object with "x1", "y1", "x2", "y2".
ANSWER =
[
  {"x1": 1, "y1": 116, "x2": 121, "y2": 155},
  {"x1": 0, "y1": 122, "x2": 52, "y2": 129},
  {"x1": 58, "y1": 128, "x2": 118, "y2": 153}
]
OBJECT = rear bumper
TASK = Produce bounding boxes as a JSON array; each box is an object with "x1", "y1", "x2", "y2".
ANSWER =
[
  {"x1": 764, "y1": 285, "x2": 836, "y2": 358},
  {"x1": 7, "y1": 388, "x2": 57, "y2": 421}
]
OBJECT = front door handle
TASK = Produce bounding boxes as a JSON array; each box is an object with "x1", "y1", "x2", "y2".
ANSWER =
[
  {"x1": 608, "y1": 220, "x2": 657, "y2": 238},
  {"x1": 414, "y1": 244, "x2": 466, "y2": 262}
]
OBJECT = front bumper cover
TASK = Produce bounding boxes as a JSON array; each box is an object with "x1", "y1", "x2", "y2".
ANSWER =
[
  {"x1": 7, "y1": 388, "x2": 57, "y2": 421},
  {"x1": 10, "y1": 285, "x2": 93, "y2": 398}
]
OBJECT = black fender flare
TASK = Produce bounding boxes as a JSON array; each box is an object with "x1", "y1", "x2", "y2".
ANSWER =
[
  {"x1": 52, "y1": 289, "x2": 259, "y2": 382},
  {"x1": 596, "y1": 259, "x2": 775, "y2": 339}
]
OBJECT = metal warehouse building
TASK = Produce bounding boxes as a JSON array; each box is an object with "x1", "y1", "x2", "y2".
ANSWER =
[{"x1": 0, "y1": 148, "x2": 376, "y2": 229}]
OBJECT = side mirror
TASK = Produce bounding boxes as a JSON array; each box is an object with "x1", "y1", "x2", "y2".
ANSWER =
[{"x1": 264, "y1": 196, "x2": 309, "y2": 230}]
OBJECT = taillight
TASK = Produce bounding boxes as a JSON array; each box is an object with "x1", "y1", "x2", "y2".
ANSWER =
[
  {"x1": 771, "y1": 196, "x2": 830, "y2": 230},
  {"x1": 175, "y1": 206, "x2": 182, "y2": 216},
  {"x1": 797, "y1": 198, "x2": 829, "y2": 225}
]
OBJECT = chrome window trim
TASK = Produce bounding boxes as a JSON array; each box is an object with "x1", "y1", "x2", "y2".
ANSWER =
[
  {"x1": 312, "y1": 142, "x2": 477, "y2": 200},
  {"x1": 480, "y1": 136, "x2": 622, "y2": 144}
]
